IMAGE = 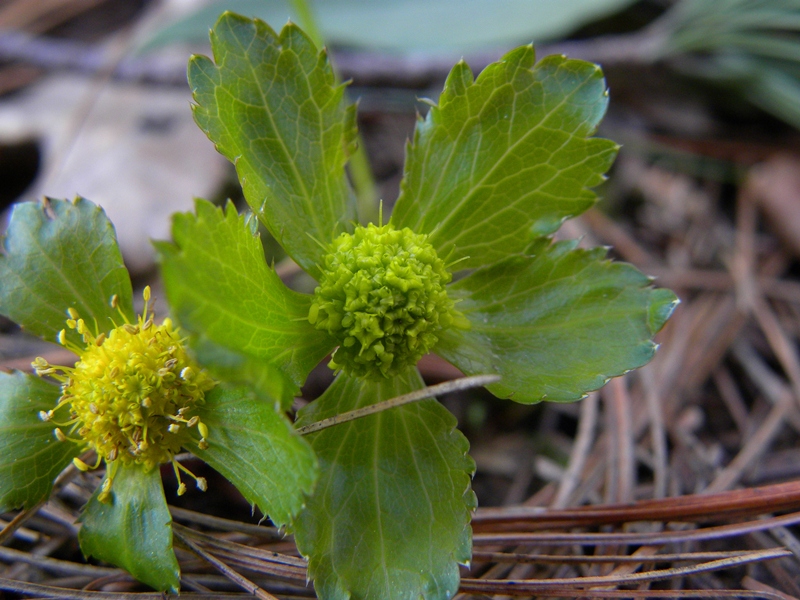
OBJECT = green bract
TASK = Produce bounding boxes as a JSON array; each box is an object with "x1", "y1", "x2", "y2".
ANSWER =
[
  {"x1": 157, "y1": 11, "x2": 678, "y2": 600},
  {"x1": 0, "y1": 197, "x2": 317, "y2": 592}
]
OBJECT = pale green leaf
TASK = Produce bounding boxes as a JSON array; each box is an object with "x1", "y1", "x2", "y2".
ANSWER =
[
  {"x1": 0, "y1": 371, "x2": 79, "y2": 511},
  {"x1": 435, "y1": 240, "x2": 679, "y2": 404},
  {"x1": 392, "y1": 48, "x2": 618, "y2": 269},
  {"x1": 189, "y1": 13, "x2": 356, "y2": 278},
  {"x1": 78, "y1": 464, "x2": 180, "y2": 593},
  {"x1": 293, "y1": 368, "x2": 475, "y2": 600},
  {"x1": 190, "y1": 384, "x2": 317, "y2": 528},
  {"x1": 0, "y1": 197, "x2": 134, "y2": 346},
  {"x1": 157, "y1": 199, "x2": 333, "y2": 403}
]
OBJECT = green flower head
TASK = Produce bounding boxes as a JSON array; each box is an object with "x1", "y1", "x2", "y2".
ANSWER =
[
  {"x1": 159, "y1": 13, "x2": 679, "y2": 600},
  {"x1": 309, "y1": 222, "x2": 465, "y2": 379}
]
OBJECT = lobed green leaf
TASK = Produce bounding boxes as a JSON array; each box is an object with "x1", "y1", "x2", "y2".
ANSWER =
[
  {"x1": 0, "y1": 371, "x2": 80, "y2": 511},
  {"x1": 435, "y1": 239, "x2": 679, "y2": 403},
  {"x1": 157, "y1": 199, "x2": 333, "y2": 404},
  {"x1": 392, "y1": 48, "x2": 618, "y2": 269},
  {"x1": 293, "y1": 368, "x2": 475, "y2": 600},
  {"x1": 189, "y1": 12, "x2": 357, "y2": 278},
  {"x1": 190, "y1": 384, "x2": 318, "y2": 528},
  {"x1": 0, "y1": 197, "x2": 134, "y2": 346},
  {"x1": 78, "y1": 464, "x2": 180, "y2": 593}
]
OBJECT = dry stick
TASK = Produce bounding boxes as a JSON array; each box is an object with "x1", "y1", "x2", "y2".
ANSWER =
[
  {"x1": 473, "y1": 511, "x2": 800, "y2": 546},
  {"x1": 606, "y1": 377, "x2": 634, "y2": 504},
  {"x1": 172, "y1": 526, "x2": 280, "y2": 600},
  {"x1": 0, "y1": 576, "x2": 247, "y2": 599},
  {"x1": 0, "y1": 546, "x2": 118, "y2": 578},
  {"x1": 295, "y1": 374, "x2": 499, "y2": 435},
  {"x1": 169, "y1": 506, "x2": 282, "y2": 539},
  {"x1": 174, "y1": 525, "x2": 307, "y2": 578},
  {"x1": 459, "y1": 548, "x2": 791, "y2": 593},
  {"x1": 488, "y1": 591, "x2": 786, "y2": 600},
  {"x1": 640, "y1": 366, "x2": 668, "y2": 499},
  {"x1": 552, "y1": 392, "x2": 598, "y2": 509},
  {"x1": 742, "y1": 576, "x2": 800, "y2": 600},
  {"x1": 473, "y1": 480, "x2": 800, "y2": 530},
  {"x1": 472, "y1": 550, "x2": 770, "y2": 564}
]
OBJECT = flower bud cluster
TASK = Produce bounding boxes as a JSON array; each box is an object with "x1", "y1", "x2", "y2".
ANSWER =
[{"x1": 309, "y1": 223, "x2": 459, "y2": 379}]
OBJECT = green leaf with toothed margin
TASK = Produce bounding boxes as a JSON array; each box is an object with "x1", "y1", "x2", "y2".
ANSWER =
[
  {"x1": 157, "y1": 199, "x2": 333, "y2": 406},
  {"x1": 0, "y1": 371, "x2": 80, "y2": 511},
  {"x1": 293, "y1": 368, "x2": 475, "y2": 600},
  {"x1": 392, "y1": 47, "x2": 618, "y2": 269},
  {"x1": 189, "y1": 12, "x2": 357, "y2": 279},
  {"x1": 190, "y1": 384, "x2": 317, "y2": 528},
  {"x1": 0, "y1": 197, "x2": 134, "y2": 347},
  {"x1": 78, "y1": 463, "x2": 180, "y2": 593},
  {"x1": 435, "y1": 239, "x2": 679, "y2": 404}
]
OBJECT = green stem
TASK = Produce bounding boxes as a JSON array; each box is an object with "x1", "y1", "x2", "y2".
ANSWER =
[{"x1": 288, "y1": 0, "x2": 379, "y2": 225}]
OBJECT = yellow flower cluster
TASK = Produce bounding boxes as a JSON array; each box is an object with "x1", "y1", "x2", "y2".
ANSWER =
[{"x1": 34, "y1": 287, "x2": 215, "y2": 501}]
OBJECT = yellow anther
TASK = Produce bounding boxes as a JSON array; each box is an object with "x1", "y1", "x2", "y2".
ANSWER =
[
  {"x1": 57, "y1": 330, "x2": 67, "y2": 345},
  {"x1": 110, "y1": 294, "x2": 119, "y2": 309},
  {"x1": 143, "y1": 286, "x2": 151, "y2": 302},
  {"x1": 180, "y1": 367, "x2": 194, "y2": 381},
  {"x1": 177, "y1": 482, "x2": 187, "y2": 496},
  {"x1": 95, "y1": 333, "x2": 106, "y2": 346},
  {"x1": 168, "y1": 424, "x2": 181, "y2": 434},
  {"x1": 198, "y1": 422, "x2": 209, "y2": 440},
  {"x1": 67, "y1": 308, "x2": 79, "y2": 320},
  {"x1": 73, "y1": 457, "x2": 91, "y2": 471},
  {"x1": 54, "y1": 428, "x2": 67, "y2": 442}
]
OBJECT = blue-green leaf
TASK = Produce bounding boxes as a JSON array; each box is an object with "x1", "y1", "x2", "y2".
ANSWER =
[
  {"x1": 190, "y1": 384, "x2": 317, "y2": 528},
  {"x1": 293, "y1": 368, "x2": 475, "y2": 600},
  {"x1": 392, "y1": 48, "x2": 618, "y2": 269},
  {"x1": 0, "y1": 371, "x2": 79, "y2": 511},
  {"x1": 0, "y1": 197, "x2": 134, "y2": 346},
  {"x1": 78, "y1": 464, "x2": 180, "y2": 593},
  {"x1": 435, "y1": 240, "x2": 679, "y2": 403},
  {"x1": 189, "y1": 13, "x2": 356, "y2": 278}
]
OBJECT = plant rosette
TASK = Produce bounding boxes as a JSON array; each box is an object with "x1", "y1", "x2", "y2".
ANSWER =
[
  {"x1": 0, "y1": 197, "x2": 317, "y2": 592},
  {"x1": 157, "y1": 12, "x2": 679, "y2": 600}
]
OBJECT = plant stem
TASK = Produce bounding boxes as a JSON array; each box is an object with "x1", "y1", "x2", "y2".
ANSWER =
[{"x1": 296, "y1": 374, "x2": 500, "y2": 435}]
